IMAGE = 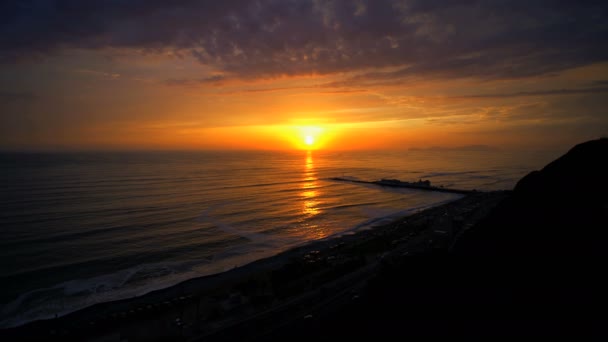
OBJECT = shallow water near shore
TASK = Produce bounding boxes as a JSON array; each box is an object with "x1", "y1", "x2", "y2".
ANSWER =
[{"x1": 0, "y1": 148, "x2": 559, "y2": 328}]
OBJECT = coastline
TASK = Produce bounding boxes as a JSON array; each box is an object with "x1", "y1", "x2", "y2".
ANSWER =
[{"x1": 2, "y1": 191, "x2": 509, "y2": 341}]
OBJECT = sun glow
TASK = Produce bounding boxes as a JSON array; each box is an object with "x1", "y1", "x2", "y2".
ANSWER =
[
  {"x1": 305, "y1": 135, "x2": 315, "y2": 146},
  {"x1": 289, "y1": 126, "x2": 324, "y2": 150},
  {"x1": 274, "y1": 124, "x2": 339, "y2": 150}
]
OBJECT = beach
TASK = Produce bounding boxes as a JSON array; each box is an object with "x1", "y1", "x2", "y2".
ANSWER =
[{"x1": 3, "y1": 191, "x2": 508, "y2": 341}]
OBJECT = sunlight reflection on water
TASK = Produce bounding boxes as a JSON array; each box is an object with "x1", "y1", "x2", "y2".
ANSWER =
[
  {"x1": 302, "y1": 151, "x2": 319, "y2": 216},
  {"x1": 300, "y1": 151, "x2": 329, "y2": 239}
]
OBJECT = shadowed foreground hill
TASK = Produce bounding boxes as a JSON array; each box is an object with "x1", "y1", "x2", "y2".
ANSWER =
[{"x1": 453, "y1": 138, "x2": 608, "y2": 256}]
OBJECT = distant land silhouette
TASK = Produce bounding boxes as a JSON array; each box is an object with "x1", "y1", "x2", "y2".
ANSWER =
[{"x1": 408, "y1": 144, "x2": 499, "y2": 151}]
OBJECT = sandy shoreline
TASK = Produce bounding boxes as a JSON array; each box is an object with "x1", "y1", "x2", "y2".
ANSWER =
[{"x1": 2, "y1": 191, "x2": 509, "y2": 341}]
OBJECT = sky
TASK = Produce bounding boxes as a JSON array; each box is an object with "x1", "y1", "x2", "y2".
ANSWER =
[{"x1": 1, "y1": 0, "x2": 607, "y2": 151}]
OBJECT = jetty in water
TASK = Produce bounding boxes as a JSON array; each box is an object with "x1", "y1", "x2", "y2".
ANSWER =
[{"x1": 329, "y1": 177, "x2": 477, "y2": 195}]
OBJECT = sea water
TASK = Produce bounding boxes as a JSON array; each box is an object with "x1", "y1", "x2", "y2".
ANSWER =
[{"x1": 0, "y1": 148, "x2": 560, "y2": 328}]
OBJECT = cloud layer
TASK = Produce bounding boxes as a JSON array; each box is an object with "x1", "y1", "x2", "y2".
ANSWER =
[{"x1": 2, "y1": 0, "x2": 607, "y2": 80}]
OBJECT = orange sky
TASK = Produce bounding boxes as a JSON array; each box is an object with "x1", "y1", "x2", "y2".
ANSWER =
[{"x1": 1, "y1": 2, "x2": 607, "y2": 151}]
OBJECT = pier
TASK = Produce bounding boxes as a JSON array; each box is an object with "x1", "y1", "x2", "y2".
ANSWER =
[{"x1": 328, "y1": 177, "x2": 477, "y2": 195}]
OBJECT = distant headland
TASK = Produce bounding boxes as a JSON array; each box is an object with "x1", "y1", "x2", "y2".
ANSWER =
[{"x1": 408, "y1": 144, "x2": 499, "y2": 152}]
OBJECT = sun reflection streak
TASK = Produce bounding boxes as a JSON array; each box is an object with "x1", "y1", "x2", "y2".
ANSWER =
[
  {"x1": 302, "y1": 151, "x2": 319, "y2": 216},
  {"x1": 300, "y1": 151, "x2": 330, "y2": 239}
]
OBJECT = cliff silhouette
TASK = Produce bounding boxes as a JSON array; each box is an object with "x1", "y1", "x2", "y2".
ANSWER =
[{"x1": 453, "y1": 138, "x2": 608, "y2": 256}]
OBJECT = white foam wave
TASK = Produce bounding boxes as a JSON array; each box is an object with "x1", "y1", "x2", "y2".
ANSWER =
[{"x1": 0, "y1": 260, "x2": 207, "y2": 329}]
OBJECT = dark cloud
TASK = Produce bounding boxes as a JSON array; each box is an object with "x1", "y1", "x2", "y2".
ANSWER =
[
  {"x1": 2, "y1": 0, "x2": 607, "y2": 80},
  {"x1": 0, "y1": 91, "x2": 38, "y2": 104},
  {"x1": 164, "y1": 74, "x2": 228, "y2": 86},
  {"x1": 454, "y1": 86, "x2": 608, "y2": 99}
]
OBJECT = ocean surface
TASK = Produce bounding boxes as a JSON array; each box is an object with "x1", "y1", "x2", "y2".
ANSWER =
[{"x1": 0, "y1": 148, "x2": 560, "y2": 328}]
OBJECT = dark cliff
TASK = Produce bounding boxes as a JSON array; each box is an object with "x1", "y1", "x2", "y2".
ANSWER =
[{"x1": 453, "y1": 138, "x2": 608, "y2": 257}]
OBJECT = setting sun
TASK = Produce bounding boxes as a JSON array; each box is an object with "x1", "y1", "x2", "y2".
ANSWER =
[
  {"x1": 297, "y1": 126, "x2": 324, "y2": 150},
  {"x1": 305, "y1": 135, "x2": 314, "y2": 146}
]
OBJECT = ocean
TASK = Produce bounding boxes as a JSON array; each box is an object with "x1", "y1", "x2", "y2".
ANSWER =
[{"x1": 0, "y1": 148, "x2": 559, "y2": 328}]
